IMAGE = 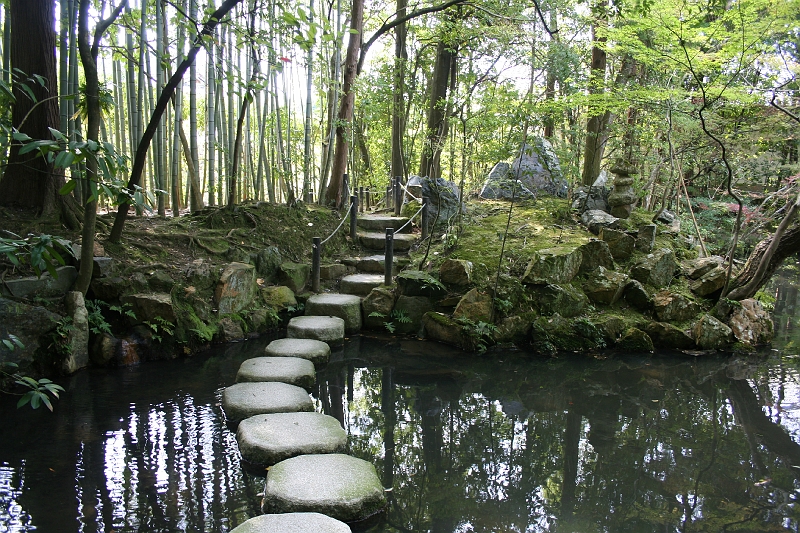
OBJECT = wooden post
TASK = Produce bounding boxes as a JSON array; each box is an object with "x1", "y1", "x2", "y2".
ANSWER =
[
  {"x1": 421, "y1": 196, "x2": 429, "y2": 240},
  {"x1": 394, "y1": 176, "x2": 402, "y2": 216},
  {"x1": 350, "y1": 195, "x2": 358, "y2": 241},
  {"x1": 312, "y1": 237, "x2": 321, "y2": 293},
  {"x1": 384, "y1": 228, "x2": 394, "y2": 286}
]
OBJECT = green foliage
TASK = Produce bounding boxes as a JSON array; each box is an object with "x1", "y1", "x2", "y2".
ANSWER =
[
  {"x1": 143, "y1": 317, "x2": 175, "y2": 344},
  {"x1": 86, "y1": 300, "x2": 113, "y2": 335},
  {"x1": 455, "y1": 317, "x2": 498, "y2": 353},
  {"x1": 0, "y1": 232, "x2": 73, "y2": 278},
  {"x1": 369, "y1": 310, "x2": 412, "y2": 334},
  {"x1": 0, "y1": 335, "x2": 64, "y2": 412}
]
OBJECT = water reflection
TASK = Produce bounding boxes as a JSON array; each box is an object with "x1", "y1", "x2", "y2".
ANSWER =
[
  {"x1": 318, "y1": 338, "x2": 800, "y2": 532},
  {"x1": 3, "y1": 333, "x2": 800, "y2": 532}
]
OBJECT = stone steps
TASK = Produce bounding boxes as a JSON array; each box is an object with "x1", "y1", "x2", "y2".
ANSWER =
[
  {"x1": 221, "y1": 334, "x2": 387, "y2": 528},
  {"x1": 356, "y1": 214, "x2": 411, "y2": 233},
  {"x1": 339, "y1": 274, "x2": 385, "y2": 297},
  {"x1": 357, "y1": 231, "x2": 415, "y2": 252}
]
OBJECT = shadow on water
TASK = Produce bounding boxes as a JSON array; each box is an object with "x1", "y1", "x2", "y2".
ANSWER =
[{"x1": 3, "y1": 324, "x2": 800, "y2": 531}]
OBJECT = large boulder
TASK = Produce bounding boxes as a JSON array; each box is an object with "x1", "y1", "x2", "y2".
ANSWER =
[
  {"x1": 278, "y1": 262, "x2": 310, "y2": 294},
  {"x1": 362, "y1": 287, "x2": 396, "y2": 329},
  {"x1": 582, "y1": 210, "x2": 619, "y2": 235},
  {"x1": 653, "y1": 291, "x2": 699, "y2": 323},
  {"x1": 636, "y1": 225, "x2": 657, "y2": 253},
  {"x1": 693, "y1": 314, "x2": 733, "y2": 350},
  {"x1": 616, "y1": 327, "x2": 654, "y2": 352},
  {"x1": 261, "y1": 286, "x2": 298, "y2": 312},
  {"x1": 689, "y1": 266, "x2": 727, "y2": 298},
  {"x1": 572, "y1": 185, "x2": 610, "y2": 213},
  {"x1": 682, "y1": 256, "x2": 725, "y2": 279},
  {"x1": 406, "y1": 175, "x2": 464, "y2": 228},
  {"x1": 728, "y1": 299, "x2": 773, "y2": 347},
  {"x1": 510, "y1": 138, "x2": 567, "y2": 197},
  {"x1": 494, "y1": 316, "x2": 532, "y2": 344},
  {"x1": 453, "y1": 289, "x2": 493, "y2": 323},
  {"x1": 531, "y1": 314, "x2": 605, "y2": 354},
  {"x1": 422, "y1": 312, "x2": 477, "y2": 351},
  {"x1": 522, "y1": 247, "x2": 582, "y2": 285},
  {"x1": 215, "y1": 262, "x2": 257, "y2": 315},
  {"x1": 439, "y1": 259, "x2": 473, "y2": 286},
  {"x1": 0, "y1": 298, "x2": 62, "y2": 366},
  {"x1": 531, "y1": 284, "x2": 588, "y2": 318},
  {"x1": 1, "y1": 266, "x2": 77, "y2": 299},
  {"x1": 582, "y1": 266, "x2": 628, "y2": 305},
  {"x1": 393, "y1": 295, "x2": 433, "y2": 335},
  {"x1": 121, "y1": 292, "x2": 177, "y2": 323},
  {"x1": 623, "y1": 279, "x2": 653, "y2": 312},
  {"x1": 185, "y1": 259, "x2": 216, "y2": 290},
  {"x1": 578, "y1": 240, "x2": 615, "y2": 274},
  {"x1": 479, "y1": 162, "x2": 536, "y2": 200},
  {"x1": 396, "y1": 270, "x2": 447, "y2": 299},
  {"x1": 644, "y1": 321, "x2": 695, "y2": 349},
  {"x1": 253, "y1": 246, "x2": 283, "y2": 283},
  {"x1": 630, "y1": 249, "x2": 676, "y2": 289},
  {"x1": 599, "y1": 228, "x2": 635, "y2": 261}
]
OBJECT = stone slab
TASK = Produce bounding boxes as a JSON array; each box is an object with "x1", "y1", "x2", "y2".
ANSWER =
[
  {"x1": 358, "y1": 231, "x2": 415, "y2": 252},
  {"x1": 287, "y1": 316, "x2": 346, "y2": 346},
  {"x1": 222, "y1": 382, "x2": 313, "y2": 427},
  {"x1": 306, "y1": 293, "x2": 362, "y2": 333},
  {"x1": 357, "y1": 215, "x2": 411, "y2": 232},
  {"x1": 265, "y1": 338, "x2": 331, "y2": 366},
  {"x1": 340, "y1": 274, "x2": 386, "y2": 296},
  {"x1": 356, "y1": 255, "x2": 399, "y2": 274},
  {"x1": 236, "y1": 357, "x2": 316, "y2": 391},
  {"x1": 237, "y1": 412, "x2": 347, "y2": 469},
  {"x1": 230, "y1": 513, "x2": 351, "y2": 533},
  {"x1": 262, "y1": 454, "x2": 387, "y2": 524}
]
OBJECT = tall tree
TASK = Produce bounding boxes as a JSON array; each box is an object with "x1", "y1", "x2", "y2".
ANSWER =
[
  {"x1": 419, "y1": 37, "x2": 457, "y2": 180},
  {"x1": 325, "y1": 0, "x2": 365, "y2": 208},
  {"x1": 580, "y1": 0, "x2": 608, "y2": 186},
  {"x1": 0, "y1": 0, "x2": 77, "y2": 228}
]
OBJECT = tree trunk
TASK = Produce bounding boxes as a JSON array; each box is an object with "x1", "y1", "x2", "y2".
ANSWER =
[
  {"x1": 302, "y1": 0, "x2": 315, "y2": 202},
  {"x1": 419, "y1": 39, "x2": 455, "y2": 180},
  {"x1": 390, "y1": 0, "x2": 407, "y2": 181},
  {"x1": 0, "y1": 0, "x2": 75, "y2": 227},
  {"x1": 325, "y1": 0, "x2": 364, "y2": 208},
  {"x1": 207, "y1": 41, "x2": 216, "y2": 206},
  {"x1": 580, "y1": 0, "x2": 608, "y2": 186}
]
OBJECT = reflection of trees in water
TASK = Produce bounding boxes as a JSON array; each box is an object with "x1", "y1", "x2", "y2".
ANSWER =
[
  {"x1": 323, "y1": 353, "x2": 800, "y2": 532},
  {"x1": 770, "y1": 269, "x2": 800, "y2": 350}
]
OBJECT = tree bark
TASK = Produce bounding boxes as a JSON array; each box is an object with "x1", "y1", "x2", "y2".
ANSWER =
[
  {"x1": 727, "y1": 222, "x2": 800, "y2": 301},
  {"x1": 419, "y1": 39, "x2": 455, "y2": 180},
  {"x1": 390, "y1": 0, "x2": 408, "y2": 181},
  {"x1": 325, "y1": 0, "x2": 364, "y2": 208},
  {"x1": 580, "y1": 0, "x2": 608, "y2": 186},
  {"x1": 0, "y1": 0, "x2": 76, "y2": 228}
]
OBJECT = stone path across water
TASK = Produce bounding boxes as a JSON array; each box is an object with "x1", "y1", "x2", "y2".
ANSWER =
[
  {"x1": 287, "y1": 315, "x2": 346, "y2": 346},
  {"x1": 236, "y1": 356, "x2": 316, "y2": 391},
  {"x1": 222, "y1": 381, "x2": 314, "y2": 426},
  {"x1": 229, "y1": 512, "x2": 351, "y2": 533},
  {"x1": 237, "y1": 412, "x2": 347, "y2": 470},
  {"x1": 264, "y1": 338, "x2": 331, "y2": 366}
]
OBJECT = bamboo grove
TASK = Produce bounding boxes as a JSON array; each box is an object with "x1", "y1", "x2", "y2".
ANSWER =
[{"x1": 0, "y1": 0, "x2": 798, "y2": 238}]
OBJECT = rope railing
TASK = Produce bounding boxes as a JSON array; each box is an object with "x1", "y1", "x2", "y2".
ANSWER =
[
  {"x1": 393, "y1": 203, "x2": 424, "y2": 235},
  {"x1": 400, "y1": 182, "x2": 421, "y2": 203},
  {"x1": 312, "y1": 195, "x2": 357, "y2": 292}
]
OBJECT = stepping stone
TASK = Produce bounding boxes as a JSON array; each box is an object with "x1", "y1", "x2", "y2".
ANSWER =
[
  {"x1": 222, "y1": 382, "x2": 313, "y2": 427},
  {"x1": 340, "y1": 274, "x2": 385, "y2": 296},
  {"x1": 265, "y1": 338, "x2": 330, "y2": 367},
  {"x1": 237, "y1": 412, "x2": 347, "y2": 470},
  {"x1": 357, "y1": 214, "x2": 411, "y2": 232},
  {"x1": 230, "y1": 513, "x2": 351, "y2": 533},
  {"x1": 305, "y1": 293, "x2": 362, "y2": 333},
  {"x1": 287, "y1": 316, "x2": 345, "y2": 346},
  {"x1": 356, "y1": 255, "x2": 399, "y2": 275},
  {"x1": 236, "y1": 357, "x2": 316, "y2": 391},
  {"x1": 358, "y1": 231, "x2": 416, "y2": 252},
  {"x1": 262, "y1": 454, "x2": 387, "y2": 524}
]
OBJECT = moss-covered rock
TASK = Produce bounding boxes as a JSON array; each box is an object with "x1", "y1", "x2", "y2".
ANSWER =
[
  {"x1": 277, "y1": 262, "x2": 310, "y2": 294},
  {"x1": 616, "y1": 327, "x2": 654, "y2": 352},
  {"x1": 600, "y1": 227, "x2": 635, "y2": 261},
  {"x1": 522, "y1": 247, "x2": 583, "y2": 285},
  {"x1": 653, "y1": 291, "x2": 699, "y2": 323},
  {"x1": 530, "y1": 314, "x2": 605, "y2": 354},
  {"x1": 440, "y1": 259, "x2": 473, "y2": 286},
  {"x1": 261, "y1": 285, "x2": 298, "y2": 311},
  {"x1": 397, "y1": 270, "x2": 447, "y2": 298},
  {"x1": 531, "y1": 284, "x2": 589, "y2": 318},
  {"x1": 728, "y1": 299, "x2": 773, "y2": 347},
  {"x1": 630, "y1": 248, "x2": 676, "y2": 289},
  {"x1": 453, "y1": 288, "x2": 493, "y2": 323},
  {"x1": 362, "y1": 287, "x2": 396, "y2": 329},
  {"x1": 693, "y1": 314, "x2": 733, "y2": 350},
  {"x1": 583, "y1": 266, "x2": 628, "y2": 305},
  {"x1": 578, "y1": 240, "x2": 615, "y2": 274},
  {"x1": 214, "y1": 262, "x2": 257, "y2": 315},
  {"x1": 644, "y1": 321, "x2": 695, "y2": 349},
  {"x1": 394, "y1": 295, "x2": 433, "y2": 335},
  {"x1": 421, "y1": 311, "x2": 477, "y2": 351}
]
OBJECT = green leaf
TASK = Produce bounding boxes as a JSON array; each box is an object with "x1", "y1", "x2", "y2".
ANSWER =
[
  {"x1": 17, "y1": 394, "x2": 31, "y2": 409},
  {"x1": 54, "y1": 150, "x2": 76, "y2": 169},
  {"x1": 59, "y1": 180, "x2": 78, "y2": 195},
  {"x1": 11, "y1": 131, "x2": 31, "y2": 142}
]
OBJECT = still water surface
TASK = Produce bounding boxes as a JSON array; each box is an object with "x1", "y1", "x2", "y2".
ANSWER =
[{"x1": 2, "y1": 294, "x2": 800, "y2": 532}]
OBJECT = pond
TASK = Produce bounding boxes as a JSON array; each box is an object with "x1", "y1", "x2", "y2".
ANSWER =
[{"x1": 2, "y1": 279, "x2": 800, "y2": 532}]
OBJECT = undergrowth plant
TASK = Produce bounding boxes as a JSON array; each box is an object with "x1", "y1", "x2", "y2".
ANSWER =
[{"x1": 1, "y1": 335, "x2": 64, "y2": 411}]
